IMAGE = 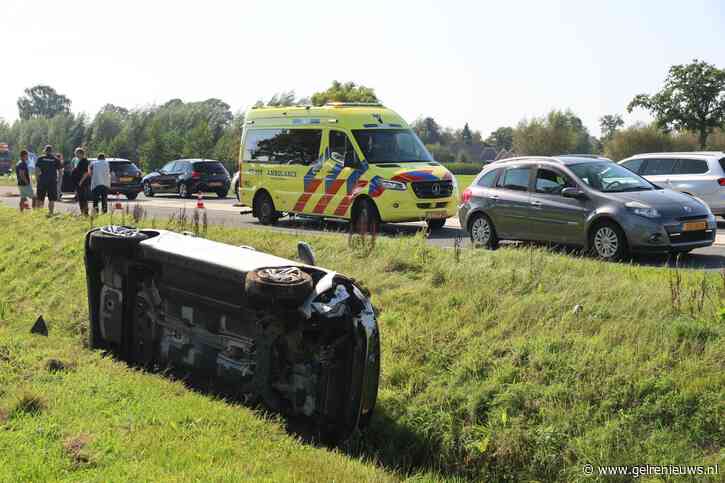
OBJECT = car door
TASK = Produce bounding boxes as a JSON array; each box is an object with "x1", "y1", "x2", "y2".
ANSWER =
[
  {"x1": 153, "y1": 161, "x2": 176, "y2": 193},
  {"x1": 668, "y1": 158, "x2": 712, "y2": 197},
  {"x1": 529, "y1": 166, "x2": 590, "y2": 244},
  {"x1": 492, "y1": 165, "x2": 533, "y2": 239},
  {"x1": 318, "y1": 129, "x2": 361, "y2": 217}
]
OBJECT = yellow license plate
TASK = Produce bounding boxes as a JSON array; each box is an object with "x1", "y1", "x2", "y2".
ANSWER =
[
  {"x1": 120, "y1": 177, "x2": 133, "y2": 182},
  {"x1": 426, "y1": 211, "x2": 447, "y2": 220},
  {"x1": 682, "y1": 221, "x2": 706, "y2": 231},
  {"x1": 209, "y1": 182, "x2": 222, "y2": 187}
]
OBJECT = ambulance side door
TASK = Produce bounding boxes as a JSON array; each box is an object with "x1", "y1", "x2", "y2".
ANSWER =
[{"x1": 320, "y1": 129, "x2": 362, "y2": 217}]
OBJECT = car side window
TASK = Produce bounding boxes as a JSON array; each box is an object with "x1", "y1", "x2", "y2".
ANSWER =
[
  {"x1": 675, "y1": 159, "x2": 709, "y2": 174},
  {"x1": 621, "y1": 159, "x2": 644, "y2": 174},
  {"x1": 329, "y1": 130, "x2": 359, "y2": 165},
  {"x1": 477, "y1": 169, "x2": 500, "y2": 188},
  {"x1": 244, "y1": 129, "x2": 322, "y2": 165},
  {"x1": 161, "y1": 161, "x2": 176, "y2": 173},
  {"x1": 641, "y1": 158, "x2": 676, "y2": 175},
  {"x1": 496, "y1": 166, "x2": 530, "y2": 192},
  {"x1": 535, "y1": 168, "x2": 573, "y2": 195}
]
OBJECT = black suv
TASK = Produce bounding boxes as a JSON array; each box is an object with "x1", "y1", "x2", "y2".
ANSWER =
[{"x1": 142, "y1": 159, "x2": 231, "y2": 198}]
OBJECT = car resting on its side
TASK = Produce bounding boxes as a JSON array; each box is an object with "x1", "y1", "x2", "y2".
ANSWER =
[
  {"x1": 84, "y1": 226, "x2": 380, "y2": 443},
  {"x1": 459, "y1": 156, "x2": 717, "y2": 260}
]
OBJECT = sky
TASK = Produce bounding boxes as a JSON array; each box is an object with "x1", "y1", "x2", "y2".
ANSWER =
[{"x1": 3, "y1": 0, "x2": 724, "y2": 137}]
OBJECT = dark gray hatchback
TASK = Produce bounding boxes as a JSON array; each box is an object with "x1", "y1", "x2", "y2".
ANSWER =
[{"x1": 458, "y1": 156, "x2": 717, "y2": 260}]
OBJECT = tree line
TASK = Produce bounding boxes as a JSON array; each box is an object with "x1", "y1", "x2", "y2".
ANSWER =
[{"x1": 1, "y1": 61, "x2": 724, "y2": 175}]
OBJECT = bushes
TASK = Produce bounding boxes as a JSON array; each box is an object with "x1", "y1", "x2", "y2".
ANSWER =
[{"x1": 441, "y1": 162, "x2": 486, "y2": 175}]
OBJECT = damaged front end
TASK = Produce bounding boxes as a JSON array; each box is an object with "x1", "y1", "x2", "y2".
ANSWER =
[{"x1": 84, "y1": 226, "x2": 380, "y2": 442}]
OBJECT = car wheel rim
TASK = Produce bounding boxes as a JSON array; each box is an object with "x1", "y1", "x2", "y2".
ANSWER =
[
  {"x1": 180, "y1": 185, "x2": 186, "y2": 197},
  {"x1": 143, "y1": 183, "x2": 151, "y2": 196},
  {"x1": 472, "y1": 217, "x2": 491, "y2": 244},
  {"x1": 594, "y1": 227, "x2": 618, "y2": 258},
  {"x1": 261, "y1": 200, "x2": 272, "y2": 219}
]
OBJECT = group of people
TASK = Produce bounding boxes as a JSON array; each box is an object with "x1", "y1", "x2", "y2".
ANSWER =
[{"x1": 16, "y1": 145, "x2": 111, "y2": 216}]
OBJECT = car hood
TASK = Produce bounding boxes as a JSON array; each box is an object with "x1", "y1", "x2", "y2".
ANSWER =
[
  {"x1": 368, "y1": 162, "x2": 453, "y2": 182},
  {"x1": 609, "y1": 189, "x2": 710, "y2": 218}
]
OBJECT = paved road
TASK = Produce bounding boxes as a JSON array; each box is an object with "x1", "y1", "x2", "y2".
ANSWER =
[{"x1": 3, "y1": 190, "x2": 725, "y2": 270}]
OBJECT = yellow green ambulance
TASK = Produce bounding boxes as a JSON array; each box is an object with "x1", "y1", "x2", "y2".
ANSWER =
[{"x1": 238, "y1": 102, "x2": 458, "y2": 231}]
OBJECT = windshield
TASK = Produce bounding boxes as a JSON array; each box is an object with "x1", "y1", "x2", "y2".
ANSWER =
[
  {"x1": 193, "y1": 162, "x2": 228, "y2": 174},
  {"x1": 110, "y1": 161, "x2": 140, "y2": 175},
  {"x1": 570, "y1": 162, "x2": 655, "y2": 192},
  {"x1": 352, "y1": 129, "x2": 433, "y2": 164}
]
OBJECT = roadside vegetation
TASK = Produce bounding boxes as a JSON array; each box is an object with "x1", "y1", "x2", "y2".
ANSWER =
[{"x1": 0, "y1": 207, "x2": 723, "y2": 481}]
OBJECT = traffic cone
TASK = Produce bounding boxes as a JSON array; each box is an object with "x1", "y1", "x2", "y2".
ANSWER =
[
  {"x1": 196, "y1": 193, "x2": 205, "y2": 209},
  {"x1": 21, "y1": 199, "x2": 30, "y2": 210},
  {"x1": 114, "y1": 194, "x2": 123, "y2": 211}
]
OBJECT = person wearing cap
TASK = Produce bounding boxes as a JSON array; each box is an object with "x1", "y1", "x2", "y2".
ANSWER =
[
  {"x1": 89, "y1": 153, "x2": 111, "y2": 214},
  {"x1": 35, "y1": 145, "x2": 62, "y2": 215}
]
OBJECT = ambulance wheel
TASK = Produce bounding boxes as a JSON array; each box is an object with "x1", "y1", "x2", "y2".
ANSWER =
[
  {"x1": 352, "y1": 198, "x2": 380, "y2": 234},
  {"x1": 88, "y1": 225, "x2": 148, "y2": 257},
  {"x1": 426, "y1": 218, "x2": 446, "y2": 231},
  {"x1": 255, "y1": 191, "x2": 279, "y2": 225}
]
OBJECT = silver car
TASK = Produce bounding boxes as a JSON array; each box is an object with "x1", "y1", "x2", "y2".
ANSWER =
[
  {"x1": 619, "y1": 152, "x2": 725, "y2": 217},
  {"x1": 458, "y1": 156, "x2": 717, "y2": 260}
]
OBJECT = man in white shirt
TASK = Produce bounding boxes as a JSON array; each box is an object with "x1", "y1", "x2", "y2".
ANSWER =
[{"x1": 89, "y1": 153, "x2": 111, "y2": 214}]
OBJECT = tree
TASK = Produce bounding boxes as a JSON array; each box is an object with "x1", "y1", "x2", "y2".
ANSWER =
[
  {"x1": 512, "y1": 110, "x2": 592, "y2": 156},
  {"x1": 310, "y1": 81, "x2": 379, "y2": 106},
  {"x1": 17, "y1": 85, "x2": 72, "y2": 120},
  {"x1": 412, "y1": 117, "x2": 442, "y2": 144},
  {"x1": 183, "y1": 121, "x2": 215, "y2": 159},
  {"x1": 604, "y1": 123, "x2": 698, "y2": 160},
  {"x1": 485, "y1": 127, "x2": 514, "y2": 151},
  {"x1": 460, "y1": 123, "x2": 473, "y2": 145},
  {"x1": 599, "y1": 114, "x2": 624, "y2": 142},
  {"x1": 627, "y1": 59, "x2": 725, "y2": 148}
]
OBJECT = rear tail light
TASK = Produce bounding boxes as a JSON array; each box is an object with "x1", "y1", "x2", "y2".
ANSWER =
[
  {"x1": 461, "y1": 187, "x2": 472, "y2": 203},
  {"x1": 191, "y1": 171, "x2": 201, "y2": 179},
  {"x1": 718, "y1": 178, "x2": 725, "y2": 186}
]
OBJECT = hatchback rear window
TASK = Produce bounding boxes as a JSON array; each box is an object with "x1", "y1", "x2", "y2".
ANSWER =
[
  {"x1": 719, "y1": 158, "x2": 725, "y2": 173},
  {"x1": 110, "y1": 162, "x2": 140, "y2": 175},
  {"x1": 193, "y1": 162, "x2": 227, "y2": 174}
]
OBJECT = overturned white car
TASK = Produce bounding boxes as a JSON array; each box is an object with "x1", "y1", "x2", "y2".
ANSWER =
[{"x1": 84, "y1": 226, "x2": 380, "y2": 442}]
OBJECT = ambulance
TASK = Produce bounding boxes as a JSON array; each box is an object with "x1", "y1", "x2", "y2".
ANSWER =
[{"x1": 238, "y1": 102, "x2": 458, "y2": 231}]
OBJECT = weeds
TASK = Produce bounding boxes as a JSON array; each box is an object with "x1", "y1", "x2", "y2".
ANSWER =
[{"x1": 10, "y1": 392, "x2": 46, "y2": 418}]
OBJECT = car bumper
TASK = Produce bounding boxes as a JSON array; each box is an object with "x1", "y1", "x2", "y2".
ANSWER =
[
  {"x1": 190, "y1": 180, "x2": 230, "y2": 193},
  {"x1": 377, "y1": 192, "x2": 458, "y2": 223},
  {"x1": 625, "y1": 214, "x2": 717, "y2": 253},
  {"x1": 110, "y1": 183, "x2": 143, "y2": 195}
]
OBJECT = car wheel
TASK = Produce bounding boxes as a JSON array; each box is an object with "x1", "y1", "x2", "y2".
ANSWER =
[
  {"x1": 143, "y1": 182, "x2": 154, "y2": 197},
  {"x1": 245, "y1": 266, "x2": 313, "y2": 308},
  {"x1": 426, "y1": 218, "x2": 446, "y2": 231},
  {"x1": 352, "y1": 198, "x2": 380, "y2": 234},
  {"x1": 469, "y1": 213, "x2": 498, "y2": 249},
  {"x1": 88, "y1": 225, "x2": 149, "y2": 258},
  {"x1": 178, "y1": 183, "x2": 191, "y2": 199},
  {"x1": 255, "y1": 191, "x2": 278, "y2": 225},
  {"x1": 216, "y1": 190, "x2": 228, "y2": 199},
  {"x1": 235, "y1": 185, "x2": 240, "y2": 201},
  {"x1": 590, "y1": 222, "x2": 628, "y2": 261},
  {"x1": 126, "y1": 192, "x2": 138, "y2": 200}
]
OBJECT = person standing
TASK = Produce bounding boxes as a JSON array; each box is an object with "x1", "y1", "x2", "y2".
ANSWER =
[
  {"x1": 16, "y1": 150, "x2": 35, "y2": 211},
  {"x1": 90, "y1": 153, "x2": 111, "y2": 214},
  {"x1": 35, "y1": 145, "x2": 62, "y2": 215},
  {"x1": 73, "y1": 148, "x2": 91, "y2": 216},
  {"x1": 55, "y1": 152, "x2": 65, "y2": 201}
]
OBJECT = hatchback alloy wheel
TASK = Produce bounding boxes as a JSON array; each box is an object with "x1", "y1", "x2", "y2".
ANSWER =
[
  {"x1": 470, "y1": 214, "x2": 497, "y2": 249},
  {"x1": 593, "y1": 226, "x2": 619, "y2": 258}
]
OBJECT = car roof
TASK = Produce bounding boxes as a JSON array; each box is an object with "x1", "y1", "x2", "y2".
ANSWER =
[
  {"x1": 89, "y1": 158, "x2": 131, "y2": 162},
  {"x1": 621, "y1": 151, "x2": 725, "y2": 160},
  {"x1": 490, "y1": 155, "x2": 613, "y2": 167},
  {"x1": 245, "y1": 103, "x2": 408, "y2": 131},
  {"x1": 173, "y1": 158, "x2": 222, "y2": 163}
]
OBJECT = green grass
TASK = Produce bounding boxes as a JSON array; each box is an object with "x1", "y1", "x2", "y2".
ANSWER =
[
  {"x1": 455, "y1": 174, "x2": 476, "y2": 188},
  {"x1": 0, "y1": 207, "x2": 724, "y2": 482}
]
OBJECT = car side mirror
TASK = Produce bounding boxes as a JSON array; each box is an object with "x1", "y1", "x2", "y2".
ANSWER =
[{"x1": 561, "y1": 187, "x2": 587, "y2": 200}]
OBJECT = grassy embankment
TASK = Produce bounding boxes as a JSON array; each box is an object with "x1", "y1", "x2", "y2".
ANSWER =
[{"x1": 0, "y1": 207, "x2": 723, "y2": 482}]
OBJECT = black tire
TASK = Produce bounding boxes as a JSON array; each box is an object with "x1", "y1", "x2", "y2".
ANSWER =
[
  {"x1": 589, "y1": 221, "x2": 628, "y2": 261},
  {"x1": 143, "y1": 182, "x2": 154, "y2": 197},
  {"x1": 178, "y1": 183, "x2": 191, "y2": 199},
  {"x1": 255, "y1": 191, "x2": 279, "y2": 225},
  {"x1": 126, "y1": 192, "x2": 138, "y2": 200},
  {"x1": 245, "y1": 266, "x2": 313, "y2": 307},
  {"x1": 88, "y1": 225, "x2": 148, "y2": 258},
  {"x1": 468, "y1": 213, "x2": 498, "y2": 249},
  {"x1": 426, "y1": 218, "x2": 446, "y2": 231},
  {"x1": 235, "y1": 185, "x2": 240, "y2": 201},
  {"x1": 216, "y1": 190, "x2": 228, "y2": 199},
  {"x1": 351, "y1": 198, "x2": 380, "y2": 234}
]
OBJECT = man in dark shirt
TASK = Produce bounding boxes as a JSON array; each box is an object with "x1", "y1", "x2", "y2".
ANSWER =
[
  {"x1": 35, "y1": 144, "x2": 62, "y2": 215},
  {"x1": 73, "y1": 148, "x2": 91, "y2": 216},
  {"x1": 16, "y1": 150, "x2": 35, "y2": 211}
]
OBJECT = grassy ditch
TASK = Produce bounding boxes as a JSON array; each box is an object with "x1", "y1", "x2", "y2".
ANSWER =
[{"x1": 0, "y1": 207, "x2": 723, "y2": 482}]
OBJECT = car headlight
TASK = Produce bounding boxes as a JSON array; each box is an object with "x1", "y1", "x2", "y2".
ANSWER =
[
  {"x1": 626, "y1": 201, "x2": 660, "y2": 218},
  {"x1": 381, "y1": 180, "x2": 407, "y2": 191}
]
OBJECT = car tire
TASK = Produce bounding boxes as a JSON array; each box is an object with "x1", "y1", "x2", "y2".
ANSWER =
[
  {"x1": 469, "y1": 213, "x2": 498, "y2": 249},
  {"x1": 143, "y1": 182, "x2": 154, "y2": 197},
  {"x1": 351, "y1": 198, "x2": 380, "y2": 234},
  {"x1": 255, "y1": 191, "x2": 279, "y2": 225},
  {"x1": 88, "y1": 225, "x2": 149, "y2": 258},
  {"x1": 216, "y1": 190, "x2": 228, "y2": 199},
  {"x1": 126, "y1": 192, "x2": 138, "y2": 200},
  {"x1": 426, "y1": 218, "x2": 446, "y2": 231},
  {"x1": 590, "y1": 221, "x2": 628, "y2": 261},
  {"x1": 235, "y1": 185, "x2": 240, "y2": 201},
  {"x1": 245, "y1": 266, "x2": 314, "y2": 308}
]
